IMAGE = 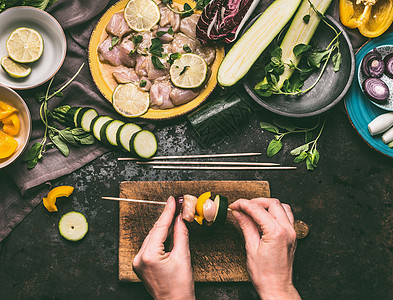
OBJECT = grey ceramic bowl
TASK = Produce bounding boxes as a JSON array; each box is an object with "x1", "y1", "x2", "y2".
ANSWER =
[
  {"x1": 243, "y1": 15, "x2": 355, "y2": 118},
  {"x1": 0, "y1": 84, "x2": 31, "y2": 169},
  {"x1": 0, "y1": 6, "x2": 66, "y2": 90}
]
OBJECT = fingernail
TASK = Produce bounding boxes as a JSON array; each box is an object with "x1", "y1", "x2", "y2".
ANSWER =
[
  {"x1": 167, "y1": 196, "x2": 174, "y2": 204},
  {"x1": 177, "y1": 214, "x2": 183, "y2": 223}
]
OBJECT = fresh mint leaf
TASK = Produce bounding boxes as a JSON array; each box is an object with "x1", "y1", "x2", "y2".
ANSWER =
[
  {"x1": 305, "y1": 131, "x2": 313, "y2": 143},
  {"x1": 290, "y1": 144, "x2": 309, "y2": 156},
  {"x1": 307, "y1": 49, "x2": 330, "y2": 68},
  {"x1": 183, "y1": 3, "x2": 193, "y2": 17},
  {"x1": 109, "y1": 36, "x2": 120, "y2": 50},
  {"x1": 151, "y1": 55, "x2": 165, "y2": 70},
  {"x1": 23, "y1": 143, "x2": 42, "y2": 161},
  {"x1": 167, "y1": 26, "x2": 174, "y2": 35},
  {"x1": 293, "y1": 44, "x2": 311, "y2": 57},
  {"x1": 260, "y1": 122, "x2": 279, "y2": 134},
  {"x1": 75, "y1": 134, "x2": 95, "y2": 145},
  {"x1": 332, "y1": 52, "x2": 342, "y2": 72},
  {"x1": 267, "y1": 139, "x2": 283, "y2": 157},
  {"x1": 70, "y1": 128, "x2": 86, "y2": 136},
  {"x1": 149, "y1": 38, "x2": 164, "y2": 57},
  {"x1": 294, "y1": 151, "x2": 308, "y2": 163},
  {"x1": 273, "y1": 117, "x2": 297, "y2": 131},
  {"x1": 167, "y1": 52, "x2": 181, "y2": 65},
  {"x1": 50, "y1": 134, "x2": 70, "y2": 157},
  {"x1": 183, "y1": 44, "x2": 192, "y2": 53},
  {"x1": 306, "y1": 156, "x2": 315, "y2": 170},
  {"x1": 59, "y1": 129, "x2": 78, "y2": 147}
]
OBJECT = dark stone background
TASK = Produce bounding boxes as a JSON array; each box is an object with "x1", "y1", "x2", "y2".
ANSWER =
[{"x1": 1, "y1": 1, "x2": 393, "y2": 299}]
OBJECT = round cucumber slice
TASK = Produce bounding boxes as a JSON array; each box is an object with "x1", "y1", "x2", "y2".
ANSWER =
[
  {"x1": 213, "y1": 195, "x2": 228, "y2": 225},
  {"x1": 58, "y1": 211, "x2": 88, "y2": 241}
]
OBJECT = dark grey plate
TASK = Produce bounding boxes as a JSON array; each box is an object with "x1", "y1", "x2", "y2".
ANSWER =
[{"x1": 243, "y1": 15, "x2": 355, "y2": 118}]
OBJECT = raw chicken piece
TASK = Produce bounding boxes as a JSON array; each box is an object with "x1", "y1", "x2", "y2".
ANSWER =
[
  {"x1": 195, "y1": 44, "x2": 216, "y2": 65},
  {"x1": 118, "y1": 36, "x2": 136, "y2": 67},
  {"x1": 112, "y1": 69, "x2": 139, "y2": 84},
  {"x1": 180, "y1": 14, "x2": 200, "y2": 39},
  {"x1": 181, "y1": 194, "x2": 198, "y2": 223},
  {"x1": 156, "y1": 27, "x2": 174, "y2": 43},
  {"x1": 135, "y1": 55, "x2": 148, "y2": 76},
  {"x1": 138, "y1": 76, "x2": 152, "y2": 92},
  {"x1": 159, "y1": 4, "x2": 181, "y2": 32},
  {"x1": 162, "y1": 43, "x2": 173, "y2": 55},
  {"x1": 170, "y1": 88, "x2": 199, "y2": 106},
  {"x1": 150, "y1": 81, "x2": 174, "y2": 109},
  {"x1": 146, "y1": 56, "x2": 169, "y2": 80},
  {"x1": 98, "y1": 36, "x2": 122, "y2": 66},
  {"x1": 172, "y1": 33, "x2": 197, "y2": 54},
  {"x1": 137, "y1": 31, "x2": 155, "y2": 55},
  {"x1": 203, "y1": 199, "x2": 217, "y2": 222},
  {"x1": 106, "y1": 12, "x2": 131, "y2": 39}
]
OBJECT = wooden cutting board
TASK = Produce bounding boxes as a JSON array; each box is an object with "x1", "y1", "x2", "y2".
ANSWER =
[{"x1": 119, "y1": 180, "x2": 270, "y2": 282}]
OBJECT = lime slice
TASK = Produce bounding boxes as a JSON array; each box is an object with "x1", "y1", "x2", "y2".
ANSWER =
[
  {"x1": 124, "y1": 0, "x2": 160, "y2": 32},
  {"x1": 112, "y1": 83, "x2": 150, "y2": 118},
  {"x1": 170, "y1": 53, "x2": 208, "y2": 89},
  {"x1": 6, "y1": 27, "x2": 44, "y2": 63},
  {"x1": 58, "y1": 211, "x2": 88, "y2": 242},
  {"x1": 1, "y1": 56, "x2": 31, "y2": 78}
]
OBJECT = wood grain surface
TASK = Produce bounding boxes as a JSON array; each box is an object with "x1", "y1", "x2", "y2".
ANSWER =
[{"x1": 119, "y1": 180, "x2": 270, "y2": 282}]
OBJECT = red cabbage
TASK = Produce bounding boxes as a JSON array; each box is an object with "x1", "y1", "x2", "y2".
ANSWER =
[{"x1": 196, "y1": 0, "x2": 260, "y2": 45}]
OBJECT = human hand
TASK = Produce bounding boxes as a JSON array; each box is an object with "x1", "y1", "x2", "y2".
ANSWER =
[
  {"x1": 229, "y1": 198, "x2": 300, "y2": 300},
  {"x1": 132, "y1": 196, "x2": 195, "y2": 300}
]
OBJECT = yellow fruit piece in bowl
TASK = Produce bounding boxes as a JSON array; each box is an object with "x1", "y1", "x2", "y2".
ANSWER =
[
  {"x1": 2, "y1": 113, "x2": 20, "y2": 136},
  {"x1": 0, "y1": 130, "x2": 18, "y2": 159}
]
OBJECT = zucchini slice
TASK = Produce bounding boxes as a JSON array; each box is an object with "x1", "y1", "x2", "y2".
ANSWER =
[
  {"x1": 217, "y1": 0, "x2": 302, "y2": 87},
  {"x1": 58, "y1": 211, "x2": 88, "y2": 242},
  {"x1": 130, "y1": 130, "x2": 157, "y2": 159},
  {"x1": 213, "y1": 194, "x2": 228, "y2": 225},
  {"x1": 116, "y1": 123, "x2": 142, "y2": 152},
  {"x1": 90, "y1": 116, "x2": 113, "y2": 141},
  {"x1": 78, "y1": 108, "x2": 98, "y2": 132},
  {"x1": 100, "y1": 120, "x2": 125, "y2": 146}
]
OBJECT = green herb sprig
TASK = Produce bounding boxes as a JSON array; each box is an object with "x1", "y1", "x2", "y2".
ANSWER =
[
  {"x1": 23, "y1": 64, "x2": 95, "y2": 169},
  {"x1": 260, "y1": 114, "x2": 328, "y2": 170},
  {"x1": 162, "y1": 0, "x2": 209, "y2": 16}
]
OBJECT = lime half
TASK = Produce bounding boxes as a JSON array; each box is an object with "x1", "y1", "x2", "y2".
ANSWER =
[
  {"x1": 112, "y1": 83, "x2": 150, "y2": 118},
  {"x1": 170, "y1": 53, "x2": 208, "y2": 89},
  {"x1": 124, "y1": 0, "x2": 160, "y2": 32},
  {"x1": 6, "y1": 27, "x2": 44, "y2": 63},
  {"x1": 58, "y1": 211, "x2": 88, "y2": 242},
  {"x1": 1, "y1": 56, "x2": 31, "y2": 78}
]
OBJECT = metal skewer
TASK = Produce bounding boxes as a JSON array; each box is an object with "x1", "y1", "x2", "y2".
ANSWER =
[{"x1": 101, "y1": 196, "x2": 232, "y2": 211}]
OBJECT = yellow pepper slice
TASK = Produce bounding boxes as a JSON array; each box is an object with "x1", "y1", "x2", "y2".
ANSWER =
[
  {"x1": 0, "y1": 130, "x2": 18, "y2": 159},
  {"x1": 2, "y1": 113, "x2": 20, "y2": 136},
  {"x1": 0, "y1": 101, "x2": 18, "y2": 120},
  {"x1": 43, "y1": 186, "x2": 75, "y2": 212},
  {"x1": 194, "y1": 191, "x2": 211, "y2": 225},
  {"x1": 340, "y1": 0, "x2": 393, "y2": 38}
]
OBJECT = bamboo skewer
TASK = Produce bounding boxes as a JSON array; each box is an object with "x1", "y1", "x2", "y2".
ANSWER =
[
  {"x1": 118, "y1": 152, "x2": 262, "y2": 161},
  {"x1": 137, "y1": 161, "x2": 279, "y2": 166},
  {"x1": 151, "y1": 166, "x2": 297, "y2": 170},
  {"x1": 102, "y1": 196, "x2": 232, "y2": 211}
]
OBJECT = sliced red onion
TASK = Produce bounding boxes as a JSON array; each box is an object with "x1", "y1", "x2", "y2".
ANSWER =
[
  {"x1": 362, "y1": 49, "x2": 384, "y2": 78},
  {"x1": 384, "y1": 53, "x2": 393, "y2": 79},
  {"x1": 362, "y1": 78, "x2": 389, "y2": 104},
  {"x1": 175, "y1": 195, "x2": 184, "y2": 215}
]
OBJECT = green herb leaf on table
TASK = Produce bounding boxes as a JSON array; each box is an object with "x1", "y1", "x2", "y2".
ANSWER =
[
  {"x1": 332, "y1": 52, "x2": 342, "y2": 72},
  {"x1": 293, "y1": 44, "x2": 311, "y2": 57},
  {"x1": 267, "y1": 139, "x2": 283, "y2": 157}
]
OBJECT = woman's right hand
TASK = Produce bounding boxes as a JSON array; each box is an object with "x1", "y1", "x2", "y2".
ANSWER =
[{"x1": 229, "y1": 198, "x2": 301, "y2": 300}]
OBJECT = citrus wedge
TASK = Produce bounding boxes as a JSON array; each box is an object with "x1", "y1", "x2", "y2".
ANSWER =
[
  {"x1": 170, "y1": 53, "x2": 208, "y2": 89},
  {"x1": 6, "y1": 27, "x2": 44, "y2": 63},
  {"x1": 1, "y1": 56, "x2": 31, "y2": 78},
  {"x1": 112, "y1": 83, "x2": 150, "y2": 118},
  {"x1": 124, "y1": 0, "x2": 160, "y2": 32}
]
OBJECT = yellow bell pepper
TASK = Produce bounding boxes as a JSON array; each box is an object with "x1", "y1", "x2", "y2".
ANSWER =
[
  {"x1": 194, "y1": 191, "x2": 211, "y2": 225},
  {"x1": 43, "y1": 186, "x2": 75, "y2": 212},
  {"x1": 0, "y1": 101, "x2": 18, "y2": 120},
  {"x1": 340, "y1": 0, "x2": 393, "y2": 38},
  {"x1": 2, "y1": 113, "x2": 20, "y2": 136},
  {"x1": 0, "y1": 130, "x2": 18, "y2": 159}
]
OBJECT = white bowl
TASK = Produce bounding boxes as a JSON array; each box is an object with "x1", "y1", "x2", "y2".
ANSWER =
[
  {"x1": 0, "y1": 84, "x2": 31, "y2": 169},
  {"x1": 0, "y1": 6, "x2": 66, "y2": 90}
]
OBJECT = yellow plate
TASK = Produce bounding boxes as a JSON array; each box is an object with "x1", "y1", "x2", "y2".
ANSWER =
[{"x1": 88, "y1": 0, "x2": 224, "y2": 120}]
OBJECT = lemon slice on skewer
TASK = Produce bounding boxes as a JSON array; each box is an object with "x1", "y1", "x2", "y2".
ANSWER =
[
  {"x1": 170, "y1": 53, "x2": 208, "y2": 89},
  {"x1": 124, "y1": 0, "x2": 160, "y2": 32},
  {"x1": 1, "y1": 56, "x2": 31, "y2": 78},
  {"x1": 112, "y1": 83, "x2": 150, "y2": 118},
  {"x1": 6, "y1": 27, "x2": 44, "y2": 63}
]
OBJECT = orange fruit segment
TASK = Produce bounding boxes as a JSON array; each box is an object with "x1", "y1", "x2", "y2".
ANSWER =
[
  {"x1": 0, "y1": 100, "x2": 17, "y2": 120},
  {"x1": 0, "y1": 130, "x2": 18, "y2": 159},
  {"x1": 2, "y1": 113, "x2": 20, "y2": 136},
  {"x1": 43, "y1": 186, "x2": 75, "y2": 212}
]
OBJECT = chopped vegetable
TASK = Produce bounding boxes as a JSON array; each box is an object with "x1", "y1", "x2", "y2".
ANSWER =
[
  {"x1": 130, "y1": 130, "x2": 157, "y2": 159},
  {"x1": 43, "y1": 186, "x2": 74, "y2": 213},
  {"x1": 58, "y1": 211, "x2": 88, "y2": 241},
  {"x1": 91, "y1": 116, "x2": 113, "y2": 142},
  {"x1": 384, "y1": 53, "x2": 393, "y2": 79},
  {"x1": 100, "y1": 120, "x2": 125, "y2": 147},
  {"x1": 194, "y1": 191, "x2": 211, "y2": 225},
  {"x1": 196, "y1": 0, "x2": 260, "y2": 44},
  {"x1": 2, "y1": 113, "x2": 20, "y2": 136},
  {"x1": 361, "y1": 49, "x2": 384, "y2": 78},
  {"x1": 212, "y1": 194, "x2": 228, "y2": 225},
  {"x1": 0, "y1": 129, "x2": 18, "y2": 159},
  {"x1": 339, "y1": 0, "x2": 393, "y2": 38},
  {"x1": 116, "y1": 123, "x2": 141, "y2": 152},
  {"x1": 0, "y1": 100, "x2": 17, "y2": 120},
  {"x1": 368, "y1": 112, "x2": 393, "y2": 136},
  {"x1": 217, "y1": 0, "x2": 302, "y2": 86},
  {"x1": 382, "y1": 126, "x2": 393, "y2": 144},
  {"x1": 362, "y1": 77, "x2": 389, "y2": 104}
]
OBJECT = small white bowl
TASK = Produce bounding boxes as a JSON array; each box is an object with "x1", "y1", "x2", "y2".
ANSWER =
[
  {"x1": 0, "y1": 84, "x2": 31, "y2": 169},
  {"x1": 0, "y1": 6, "x2": 66, "y2": 90}
]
